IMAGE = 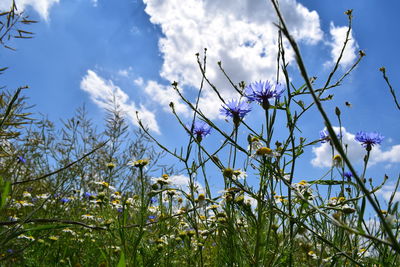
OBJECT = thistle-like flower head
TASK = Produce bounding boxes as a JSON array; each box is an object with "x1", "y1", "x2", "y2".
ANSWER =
[{"x1": 245, "y1": 80, "x2": 284, "y2": 109}]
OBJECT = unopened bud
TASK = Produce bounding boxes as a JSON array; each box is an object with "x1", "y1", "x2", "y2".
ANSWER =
[{"x1": 335, "y1": 107, "x2": 341, "y2": 116}]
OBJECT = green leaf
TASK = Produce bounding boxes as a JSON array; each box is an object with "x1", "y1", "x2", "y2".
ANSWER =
[
  {"x1": 0, "y1": 179, "x2": 10, "y2": 209},
  {"x1": 24, "y1": 224, "x2": 71, "y2": 232},
  {"x1": 391, "y1": 202, "x2": 399, "y2": 214},
  {"x1": 117, "y1": 252, "x2": 126, "y2": 267},
  {"x1": 357, "y1": 225, "x2": 366, "y2": 235},
  {"x1": 358, "y1": 197, "x2": 366, "y2": 229},
  {"x1": 0, "y1": 86, "x2": 23, "y2": 129},
  {"x1": 320, "y1": 94, "x2": 334, "y2": 101}
]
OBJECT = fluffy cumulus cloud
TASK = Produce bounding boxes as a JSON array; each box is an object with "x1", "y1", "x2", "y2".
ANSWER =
[
  {"x1": 376, "y1": 184, "x2": 400, "y2": 203},
  {"x1": 325, "y1": 22, "x2": 359, "y2": 68},
  {"x1": 80, "y1": 70, "x2": 160, "y2": 134},
  {"x1": 168, "y1": 174, "x2": 204, "y2": 194},
  {"x1": 311, "y1": 127, "x2": 400, "y2": 168},
  {"x1": 142, "y1": 0, "x2": 323, "y2": 119},
  {"x1": 116, "y1": 67, "x2": 133, "y2": 78},
  {"x1": 0, "y1": 0, "x2": 59, "y2": 20},
  {"x1": 143, "y1": 80, "x2": 190, "y2": 115}
]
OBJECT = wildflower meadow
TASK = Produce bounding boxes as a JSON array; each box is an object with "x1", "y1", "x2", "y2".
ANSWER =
[{"x1": 1, "y1": 0, "x2": 400, "y2": 266}]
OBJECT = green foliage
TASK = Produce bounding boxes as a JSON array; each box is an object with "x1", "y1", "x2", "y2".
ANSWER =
[
  {"x1": 0, "y1": 0, "x2": 36, "y2": 51},
  {"x1": 0, "y1": 1, "x2": 400, "y2": 266},
  {"x1": 0, "y1": 176, "x2": 10, "y2": 209}
]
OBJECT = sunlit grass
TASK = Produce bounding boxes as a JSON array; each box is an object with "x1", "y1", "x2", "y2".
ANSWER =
[{"x1": 1, "y1": 1, "x2": 400, "y2": 266}]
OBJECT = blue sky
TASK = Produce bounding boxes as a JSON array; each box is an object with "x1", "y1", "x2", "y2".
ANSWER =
[{"x1": 1, "y1": 0, "x2": 400, "y2": 202}]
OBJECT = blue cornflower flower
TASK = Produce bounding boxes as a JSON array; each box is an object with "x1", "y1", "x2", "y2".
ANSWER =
[
  {"x1": 190, "y1": 120, "x2": 211, "y2": 142},
  {"x1": 320, "y1": 130, "x2": 342, "y2": 144},
  {"x1": 83, "y1": 192, "x2": 96, "y2": 199},
  {"x1": 60, "y1": 198, "x2": 70, "y2": 203},
  {"x1": 220, "y1": 99, "x2": 251, "y2": 126},
  {"x1": 245, "y1": 80, "x2": 284, "y2": 109},
  {"x1": 343, "y1": 171, "x2": 353, "y2": 179},
  {"x1": 83, "y1": 192, "x2": 92, "y2": 198},
  {"x1": 355, "y1": 131, "x2": 384, "y2": 151},
  {"x1": 17, "y1": 156, "x2": 26, "y2": 164}
]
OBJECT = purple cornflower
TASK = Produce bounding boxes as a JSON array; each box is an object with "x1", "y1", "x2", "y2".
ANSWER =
[
  {"x1": 245, "y1": 80, "x2": 284, "y2": 109},
  {"x1": 190, "y1": 120, "x2": 211, "y2": 142},
  {"x1": 220, "y1": 99, "x2": 251, "y2": 125},
  {"x1": 343, "y1": 171, "x2": 353, "y2": 179},
  {"x1": 319, "y1": 130, "x2": 342, "y2": 144},
  {"x1": 83, "y1": 192, "x2": 92, "y2": 199},
  {"x1": 60, "y1": 198, "x2": 70, "y2": 203},
  {"x1": 148, "y1": 215, "x2": 157, "y2": 222},
  {"x1": 17, "y1": 156, "x2": 26, "y2": 164},
  {"x1": 355, "y1": 131, "x2": 384, "y2": 151}
]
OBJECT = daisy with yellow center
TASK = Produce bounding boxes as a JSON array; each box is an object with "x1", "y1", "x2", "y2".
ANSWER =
[
  {"x1": 106, "y1": 162, "x2": 116, "y2": 169},
  {"x1": 94, "y1": 181, "x2": 116, "y2": 191},
  {"x1": 256, "y1": 147, "x2": 273, "y2": 156},
  {"x1": 81, "y1": 214, "x2": 94, "y2": 220},
  {"x1": 307, "y1": 250, "x2": 318, "y2": 259},
  {"x1": 48, "y1": 236, "x2": 59, "y2": 241},
  {"x1": 298, "y1": 180, "x2": 308, "y2": 186},
  {"x1": 17, "y1": 234, "x2": 35, "y2": 241},
  {"x1": 333, "y1": 154, "x2": 342, "y2": 167},
  {"x1": 129, "y1": 159, "x2": 149, "y2": 168}
]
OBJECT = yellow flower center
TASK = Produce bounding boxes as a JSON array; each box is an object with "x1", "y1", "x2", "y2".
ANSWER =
[
  {"x1": 333, "y1": 155, "x2": 342, "y2": 161},
  {"x1": 198, "y1": 193, "x2": 206, "y2": 201},
  {"x1": 298, "y1": 180, "x2": 307, "y2": 186},
  {"x1": 250, "y1": 136, "x2": 260, "y2": 143},
  {"x1": 106, "y1": 162, "x2": 116, "y2": 169},
  {"x1": 256, "y1": 147, "x2": 273, "y2": 156},
  {"x1": 132, "y1": 159, "x2": 149, "y2": 168},
  {"x1": 223, "y1": 168, "x2": 234, "y2": 178}
]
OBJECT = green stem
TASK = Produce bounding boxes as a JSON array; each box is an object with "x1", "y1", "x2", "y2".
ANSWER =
[{"x1": 269, "y1": 0, "x2": 400, "y2": 253}]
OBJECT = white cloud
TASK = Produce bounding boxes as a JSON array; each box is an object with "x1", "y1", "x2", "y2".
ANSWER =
[
  {"x1": 134, "y1": 77, "x2": 144, "y2": 87},
  {"x1": 373, "y1": 145, "x2": 400, "y2": 164},
  {"x1": 117, "y1": 67, "x2": 133, "y2": 78},
  {"x1": 143, "y1": 0, "x2": 323, "y2": 119},
  {"x1": 0, "y1": 0, "x2": 59, "y2": 20},
  {"x1": 325, "y1": 22, "x2": 358, "y2": 68},
  {"x1": 80, "y1": 70, "x2": 160, "y2": 134},
  {"x1": 376, "y1": 184, "x2": 400, "y2": 203},
  {"x1": 169, "y1": 174, "x2": 204, "y2": 194},
  {"x1": 311, "y1": 127, "x2": 400, "y2": 168},
  {"x1": 91, "y1": 0, "x2": 98, "y2": 7},
  {"x1": 143, "y1": 80, "x2": 190, "y2": 116}
]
